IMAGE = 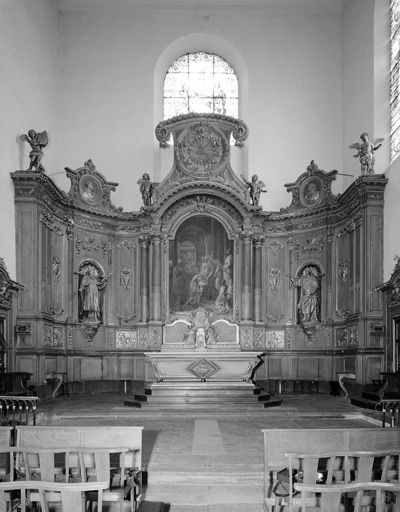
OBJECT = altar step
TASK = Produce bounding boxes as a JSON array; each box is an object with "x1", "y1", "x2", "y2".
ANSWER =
[{"x1": 124, "y1": 383, "x2": 281, "y2": 410}]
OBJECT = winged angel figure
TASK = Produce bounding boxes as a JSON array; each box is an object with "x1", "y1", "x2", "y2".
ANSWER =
[
  {"x1": 240, "y1": 174, "x2": 267, "y2": 206},
  {"x1": 349, "y1": 132, "x2": 384, "y2": 175},
  {"x1": 20, "y1": 129, "x2": 49, "y2": 172}
]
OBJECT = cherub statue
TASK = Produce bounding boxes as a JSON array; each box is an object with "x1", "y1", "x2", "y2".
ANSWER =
[
  {"x1": 349, "y1": 132, "x2": 384, "y2": 175},
  {"x1": 20, "y1": 129, "x2": 48, "y2": 172},
  {"x1": 137, "y1": 173, "x2": 155, "y2": 206},
  {"x1": 240, "y1": 174, "x2": 267, "y2": 206}
]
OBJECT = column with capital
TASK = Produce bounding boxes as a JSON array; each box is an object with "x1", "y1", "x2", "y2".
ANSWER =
[
  {"x1": 151, "y1": 236, "x2": 162, "y2": 322},
  {"x1": 139, "y1": 238, "x2": 149, "y2": 323},
  {"x1": 254, "y1": 237, "x2": 264, "y2": 323},
  {"x1": 242, "y1": 235, "x2": 253, "y2": 321}
]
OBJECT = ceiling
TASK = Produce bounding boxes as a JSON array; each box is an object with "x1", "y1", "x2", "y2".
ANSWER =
[{"x1": 55, "y1": 0, "x2": 345, "y2": 14}]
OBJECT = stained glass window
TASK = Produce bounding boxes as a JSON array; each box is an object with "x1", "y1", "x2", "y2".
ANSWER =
[
  {"x1": 391, "y1": 0, "x2": 400, "y2": 161},
  {"x1": 163, "y1": 52, "x2": 239, "y2": 119}
]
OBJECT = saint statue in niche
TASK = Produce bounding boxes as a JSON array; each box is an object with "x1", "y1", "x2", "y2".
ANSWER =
[
  {"x1": 76, "y1": 263, "x2": 110, "y2": 323},
  {"x1": 290, "y1": 265, "x2": 321, "y2": 324}
]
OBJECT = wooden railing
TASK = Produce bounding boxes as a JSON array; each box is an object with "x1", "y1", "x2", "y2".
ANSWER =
[{"x1": 0, "y1": 396, "x2": 39, "y2": 426}]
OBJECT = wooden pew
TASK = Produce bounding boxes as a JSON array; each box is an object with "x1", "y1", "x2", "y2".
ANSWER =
[
  {"x1": 262, "y1": 428, "x2": 400, "y2": 511},
  {"x1": 283, "y1": 449, "x2": 400, "y2": 511},
  {"x1": 15, "y1": 426, "x2": 144, "y2": 511}
]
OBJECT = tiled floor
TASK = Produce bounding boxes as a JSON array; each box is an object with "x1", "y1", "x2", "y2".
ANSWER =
[{"x1": 36, "y1": 393, "x2": 381, "y2": 506}]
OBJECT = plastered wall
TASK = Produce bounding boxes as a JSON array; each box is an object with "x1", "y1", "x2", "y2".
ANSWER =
[
  {"x1": 57, "y1": 5, "x2": 343, "y2": 213},
  {"x1": 0, "y1": 0, "x2": 59, "y2": 277}
]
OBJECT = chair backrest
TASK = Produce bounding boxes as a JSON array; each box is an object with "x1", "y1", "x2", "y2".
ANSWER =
[
  {"x1": 293, "y1": 481, "x2": 400, "y2": 512},
  {"x1": 0, "y1": 479, "x2": 109, "y2": 512},
  {"x1": 15, "y1": 425, "x2": 143, "y2": 471},
  {"x1": 286, "y1": 450, "x2": 400, "y2": 485},
  {"x1": 11, "y1": 446, "x2": 132, "y2": 484}
]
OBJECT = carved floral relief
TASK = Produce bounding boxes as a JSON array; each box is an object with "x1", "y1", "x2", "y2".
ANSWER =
[{"x1": 265, "y1": 330, "x2": 285, "y2": 349}]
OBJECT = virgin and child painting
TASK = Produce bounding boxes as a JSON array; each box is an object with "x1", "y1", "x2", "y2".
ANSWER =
[{"x1": 169, "y1": 217, "x2": 233, "y2": 315}]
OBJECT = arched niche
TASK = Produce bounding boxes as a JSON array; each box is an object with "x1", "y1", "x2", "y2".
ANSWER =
[{"x1": 168, "y1": 216, "x2": 233, "y2": 317}]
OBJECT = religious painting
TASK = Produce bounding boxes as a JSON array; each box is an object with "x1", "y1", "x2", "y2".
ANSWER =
[{"x1": 169, "y1": 216, "x2": 233, "y2": 316}]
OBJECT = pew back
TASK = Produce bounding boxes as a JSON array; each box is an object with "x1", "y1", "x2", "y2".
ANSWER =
[
  {"x1": 0, "y1": 427, "x2": 13, "y2": 448},
  {"x1": 262, "y1": 428, "x2": 400, "y2": 510},
  {"x1": 15, "y1": 425, "x2": 143, "y2": 471}
]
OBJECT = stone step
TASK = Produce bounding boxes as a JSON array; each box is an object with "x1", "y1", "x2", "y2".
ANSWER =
[
  {"x1": 148, "y1": 388, "x2": 256, "y2": 397},
  {"x1": 144, "y1": 393, "x2": 258, "y2": 403},
  {"x1": 143, "y1": 483, "x2": 264, "y2": 505},
  {"x1": 147, "y1": 469, "x2": 264, "y2": 484}
]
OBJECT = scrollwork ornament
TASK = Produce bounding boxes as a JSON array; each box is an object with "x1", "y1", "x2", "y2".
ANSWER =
[
  {"x1": 232, "y1": 120, "x2": 248, "y2": 147},
  {"x1": 81, "y1": 323, "x2": 100, "y2": 343},
  {"x1": 155, "y1": 121, "x2": 171, "y2": 148}
]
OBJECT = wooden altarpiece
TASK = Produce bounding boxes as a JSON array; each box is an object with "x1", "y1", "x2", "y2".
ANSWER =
[{"x1": 11, "y1": 114, "x2": 387, "y2": 391}]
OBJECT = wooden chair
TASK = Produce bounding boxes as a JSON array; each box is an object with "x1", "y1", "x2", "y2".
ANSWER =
[
  {"x1": 293, "y1": 481, "x2": 400, "y2": 512},
  {"x1": 10, "y1": 447, "x2": 141, "y2": 512},
  {"x1": 0, "y1": 479, "x2": 109, "y2": 512},
  {"x1": 281, "y1": 450, "x2": 400, "y2": 512}
]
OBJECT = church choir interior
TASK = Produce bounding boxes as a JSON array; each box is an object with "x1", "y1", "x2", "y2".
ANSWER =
[{"x1": 1, "y1": 0, "x2": 400, "y2": 510}]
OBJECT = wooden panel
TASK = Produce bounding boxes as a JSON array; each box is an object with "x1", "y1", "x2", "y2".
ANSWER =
[
  {"x1": 265, "y1": 240, "x2": 286, "y2": 324},
  {"x1": 336, "y1": 231, "x2": 350, "y2": 318},
  {"x1": 17, "y1": 209, "x2": 36, "y2": 311},
  {"x1": 369, "y1": 214, "x2": 383, "y2": 312},
  {"x1": 113, "y1": 240, "x2": 137, "y2": 326},
  {"x1": 80, "y1": 358, "x2": 102, "y2": 380}
]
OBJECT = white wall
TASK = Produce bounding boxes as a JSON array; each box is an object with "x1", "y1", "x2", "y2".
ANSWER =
[
  {"x1": 57, "y1": 5, "x2": 343, "y2": 212},
  {"x1": 0, "y1": 0, "x2": 59, "y2": 278}
]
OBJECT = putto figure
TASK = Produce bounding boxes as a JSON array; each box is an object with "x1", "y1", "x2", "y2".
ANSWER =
[
  {"x1": 349, "y1": 132, "x2": 384, "y2": 175},
  {"x1": 137, "y1": 173, "x2": 155, "y2": 206},
  {"x1": 20, "y1": 129, "x2": 49, "y2": 172},
  {"x1": 240, "y1": 174, "x2": 267, "y2": 206}
]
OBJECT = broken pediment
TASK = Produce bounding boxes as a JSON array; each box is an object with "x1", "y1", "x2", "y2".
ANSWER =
[
  {"x1": 65, "y1": 159, "x2": 123, "y2": 214},
  {"x1": 154, "y1": 113, "x2": 249, "y2": 203},
  {"x1": 283, "y1": 160, "x2": 338, "y2": 213}
]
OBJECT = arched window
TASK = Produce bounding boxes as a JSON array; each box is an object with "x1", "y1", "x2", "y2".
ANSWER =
[
  {"x1": 163, "y1": 51, "x2": 239, "y2": 120},
  {"x1": 391, "y1": 0, "x2": 400, "y2": 161}
]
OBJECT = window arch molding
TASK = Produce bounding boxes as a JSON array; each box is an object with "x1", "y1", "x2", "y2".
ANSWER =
[{"x1": 153, "y1": 33, "x2": 248, "y2": 127}]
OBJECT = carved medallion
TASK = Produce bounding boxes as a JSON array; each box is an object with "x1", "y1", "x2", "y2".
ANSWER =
[
  {"x1": 79, "y1": 175, "x2": 102, "y2": 205},
  {"x1": 300, "y1": 177, "x2": 322, "y2": 207},
  {"x1": 176, "y1": 124, "x2": 226, "y2": 176}
]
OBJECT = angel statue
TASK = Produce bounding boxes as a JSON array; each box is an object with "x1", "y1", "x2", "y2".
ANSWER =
[
  {"x1": 20, "y1": 129, "x2": 49, "y2": 172},
  {"x1": 137, "y1": 173, "x2": 155, "y2": 206},
  {"x1": 240, "y1": 174, "x2": 267, "y2": 206},
  {"x1": 349, "y1": 132, "x2": 384, "y2": 175}
]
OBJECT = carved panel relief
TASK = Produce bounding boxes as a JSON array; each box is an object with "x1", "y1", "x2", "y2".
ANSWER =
[
  {"x1": 265, "y1": 240, "x2": 285, "y2": 324},
  {"x1": 114, "y1": 240, "x2": 136, "y2": 324},
  {"x1": 336, "y1": 230, "x2": 351, "y2": 318},
  {"x1": 265, "y1": 330, "x2": 285, "y2": 349}
]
